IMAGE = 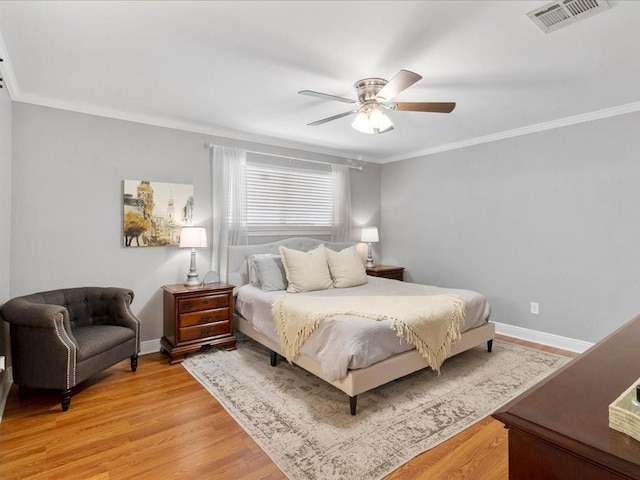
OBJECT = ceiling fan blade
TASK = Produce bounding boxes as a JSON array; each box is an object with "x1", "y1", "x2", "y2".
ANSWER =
[
  {"x1": 298, "y1": 90, "x2": 357, "y2": 104},
  {"x1": 394, "y1": 102, "x2": 456, "y2": 113},
  {"x1": 308, "y1": 110, "x2": 359, "y2": 126},
  {"x1": 376, "y1": 70, "x2": 422, "y2": 101}
]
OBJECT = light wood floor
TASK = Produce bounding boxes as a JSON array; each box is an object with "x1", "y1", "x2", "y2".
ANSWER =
[{"x1": 0, "y1": 335, "x2": 577, "y2": 480}]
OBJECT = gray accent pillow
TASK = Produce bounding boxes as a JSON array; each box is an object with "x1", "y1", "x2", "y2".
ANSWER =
[{"x1": 249, "y1": 254, "x2": 288, "y2": 291}]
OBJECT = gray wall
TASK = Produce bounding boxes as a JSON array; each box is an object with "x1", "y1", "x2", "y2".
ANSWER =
[
  {"x1": 350, "y1": 158, "x2": 382, "y2": 263},
  {"x1": 381, "y1": 111, "x2": 640, "y2": 344},
  {"x1": 10, "y1": 103, "x2": 381, "y2": 343},
  {"x1": 0, "y1": 79, "x2": 11, "y2": 369}
]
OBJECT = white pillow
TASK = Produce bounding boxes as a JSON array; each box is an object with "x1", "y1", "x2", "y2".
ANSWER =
[
  {"x1": 324, "y1": 245, "x2": 368, "y2": 288},
  {"x1": 279, "y1": 245, "x2": 333, "y2": 293}
]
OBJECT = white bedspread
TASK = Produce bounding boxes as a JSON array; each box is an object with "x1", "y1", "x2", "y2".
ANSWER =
[{"x1": 235, "y1": 276, "x2": 490, "y2": 381}]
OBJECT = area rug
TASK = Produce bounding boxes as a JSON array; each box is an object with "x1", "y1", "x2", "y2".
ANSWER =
[{"x1": 183, "y1": 334, "x2": 569, "y2": 480}]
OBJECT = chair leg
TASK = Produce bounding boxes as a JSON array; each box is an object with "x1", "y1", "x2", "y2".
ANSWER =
[
  {"x1": 270, "y1": 350, "x2": 278, "y2": 367},
  {"x1": 130, "y1": 354, "x2": 138, "y2": 372},
  {"x1": 61, "y1": 388, "x2": 71, "y2": 412},
  {"x1": 487, "y1": 339, "x2": 493, "y2": 353}
]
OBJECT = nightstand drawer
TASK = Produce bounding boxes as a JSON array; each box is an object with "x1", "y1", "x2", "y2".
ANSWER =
[
  {"x1": 382, "y1": 271, "x2": 404, "y2": 281},
  {"x1": 179, "y1": 320, "x2": 231, "y2": 342},
  {"x1": 179, "y1": 307, "x2": 230, "y2": 328},
  {"x1": 178, "y1": 294, "x2": 229, "y2": 314}
]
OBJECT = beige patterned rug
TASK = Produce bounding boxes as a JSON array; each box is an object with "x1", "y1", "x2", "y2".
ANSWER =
[{"x1": 183, "y1": 334, "x2": 569, "y2": 480}]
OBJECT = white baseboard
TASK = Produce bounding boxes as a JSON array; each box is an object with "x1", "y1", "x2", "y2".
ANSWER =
[
  {"x1": 140, "y1": 338, "x2": 161, "y2": 356},
  {"x1": 494, "y1": 322, "x2": 593, "y2": 354},
  {"x1": 0, "y1": 367, "x2": 13, "y2": 424}
]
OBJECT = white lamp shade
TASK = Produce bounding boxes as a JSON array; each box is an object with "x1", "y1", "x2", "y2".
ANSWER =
[
  {"x1": 352, "y1": 111, "x2": 374, "y2": 134},
  {"x1": 369, "y1": 109, "x2": 392, "y2": 131},
  {"x1": 179, "y1": 226, "x2": 207, "y2": 248},
  {"x1": 360, "y1": 226, "x2": 379, "y2": 243}
]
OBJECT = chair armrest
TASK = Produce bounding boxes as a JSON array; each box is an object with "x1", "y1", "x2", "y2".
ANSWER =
[
  {"x1": 104, "y1": 288, "x2": 141, "y2": 330},
  {"x1": 2, "y1": 299, "x2": 69, "y2": 329},
  {"x1": 100, "y1": 288, "x2": 141, "y2": 352},
  {"x1": 1, "y1": 298, "x2": 79, "y2": 347}
]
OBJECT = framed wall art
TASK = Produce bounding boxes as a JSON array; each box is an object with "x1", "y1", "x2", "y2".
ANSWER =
[{"x1": 123, "y1": 180, "x2": 194, "y2": 247}]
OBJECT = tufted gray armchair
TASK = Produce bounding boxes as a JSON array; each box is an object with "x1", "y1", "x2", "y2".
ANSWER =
[{"x1": 0, "y1": 287, "x2": 141, "y2": 411}]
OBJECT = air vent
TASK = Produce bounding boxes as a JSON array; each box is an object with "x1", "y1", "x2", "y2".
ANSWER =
[{"x1": 527, "y1": 0, "x2": 612, "y2": 33}]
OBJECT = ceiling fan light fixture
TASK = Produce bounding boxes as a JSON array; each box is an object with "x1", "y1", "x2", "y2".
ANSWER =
[
  {"x1": 352, "y1": 111, "x2": 374, "y2": 134},
  {"x1": 370, "y1": 108, "x2": 393, "y2": 132},
  {"x1": 351, "y1": 107, "x2": 393, "y2": 135},
  {"x1": 302, "y1": 69, "x2": 454, "y2": 132}
]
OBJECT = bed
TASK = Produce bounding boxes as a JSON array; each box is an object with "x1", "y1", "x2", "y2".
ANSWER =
[{"x1": 228, "y1": 237, "x2": 495, "y2": 415}]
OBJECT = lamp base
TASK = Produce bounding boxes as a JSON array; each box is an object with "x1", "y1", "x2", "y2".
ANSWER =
[
  {"x1": 184, "y1": 274, "x2": 202, "y2": 287},
  {"x1": 184, "y1": 248, "x2": 202, "y2": 286},
  {"x1": 366, "y1": 243, "x2": 374, "y2": 268}
]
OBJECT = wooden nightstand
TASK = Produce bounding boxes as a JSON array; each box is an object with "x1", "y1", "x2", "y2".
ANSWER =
[
  {"x1": 366, "y1": 265, "x2": 405, "y2": 281},
  {"x1": 160, "y1": 282, "x2": 236, "y2": 364}
]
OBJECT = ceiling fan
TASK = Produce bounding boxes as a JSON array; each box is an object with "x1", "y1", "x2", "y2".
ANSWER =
[{"x1": 298, "y1": 70, "x2": 455, "y2": 134}]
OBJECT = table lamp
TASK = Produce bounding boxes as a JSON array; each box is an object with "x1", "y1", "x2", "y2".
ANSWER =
[
  {"x1": 360, "y1": 226, "x2": 379, "y2": 268},
  {"x1": 179, "y1": 226, "x2": 207, "y2": 286}
]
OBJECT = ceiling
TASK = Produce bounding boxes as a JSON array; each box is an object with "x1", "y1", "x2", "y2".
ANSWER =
[{"x1": 0, "y1": 1, "x2": 639, "y2": 163}]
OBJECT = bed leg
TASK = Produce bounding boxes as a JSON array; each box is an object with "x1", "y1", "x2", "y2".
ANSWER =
[
  {"x1": 487, "y1": 339, "x2": 493, "y2": 353},
  {"x1": 270, "y1": 350, "x2": 278, "y2": 367},
  {"x1": 349, "y1": 395, "x2": 357, "y2": 416}
]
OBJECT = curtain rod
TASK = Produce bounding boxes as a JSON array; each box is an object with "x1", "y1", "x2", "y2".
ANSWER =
[{"x1": 203, "y1": 142, "x2": 363, "y2": 171}]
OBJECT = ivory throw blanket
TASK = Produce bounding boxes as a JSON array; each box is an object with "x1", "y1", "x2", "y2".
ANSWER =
[{"x1": 272, "y1": 294, "x2": 466, "y2": 373}]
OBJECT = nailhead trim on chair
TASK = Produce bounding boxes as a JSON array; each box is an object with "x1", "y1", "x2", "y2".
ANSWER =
[{"x1": 52, "y1": 313, "x2": 77, "y2": 389}]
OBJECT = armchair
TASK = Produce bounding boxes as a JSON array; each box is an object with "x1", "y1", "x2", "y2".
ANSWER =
[{"x1": 0, "y1": 287, "x2": 141, "y2": 411}]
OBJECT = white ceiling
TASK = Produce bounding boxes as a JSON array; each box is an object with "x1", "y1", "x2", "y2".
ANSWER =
[{"x1": 1, "y1": 1, "x2": 639, "y2": 163}]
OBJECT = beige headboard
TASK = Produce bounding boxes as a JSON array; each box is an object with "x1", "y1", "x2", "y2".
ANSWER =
[{"x1": 227, "y1": 237, "x2": 354, "y2": 288}]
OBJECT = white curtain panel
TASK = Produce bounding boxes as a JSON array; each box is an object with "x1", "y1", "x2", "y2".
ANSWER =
[
  {"x1": 330, "y1": 164, "x2": 352, "y2": 242},
  {"x1": 211, "y1": 146, "x2": 248, "y2": 282}
]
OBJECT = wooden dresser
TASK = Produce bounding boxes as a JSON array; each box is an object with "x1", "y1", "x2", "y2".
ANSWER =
[
  {"x1": 160, "y1": 282, "x2": 236, "y2": 364},
  {"x1": 493, "y1": 315, "x2": 640, "y2": 479},
  {"x1": 366, "y1": 264, "x2": 404, "y2": 281}
]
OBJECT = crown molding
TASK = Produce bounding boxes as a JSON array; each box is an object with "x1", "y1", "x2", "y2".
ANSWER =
[
  {"x1": 11, "y1": 91, "x2": 365, "y2": 163},
  {"x1": 382, "y1": 101, "x2": 640, "y2": 164},
  {"x1": 6, "y1": 55, "x2": 640, "y2": 166}
]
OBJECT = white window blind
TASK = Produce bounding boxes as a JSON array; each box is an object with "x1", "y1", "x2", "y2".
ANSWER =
[{"x1": 246, "y1": 162, "x2": 333, "y2": 235}]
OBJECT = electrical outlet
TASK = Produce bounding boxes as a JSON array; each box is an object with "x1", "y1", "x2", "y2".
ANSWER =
[{"x1": 530, "y1": 302, "x2": 539, "y2": 315}]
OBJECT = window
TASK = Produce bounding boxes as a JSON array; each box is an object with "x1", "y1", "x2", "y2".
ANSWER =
[{"x1": 246, "y1": 161, "x2": 333, "y2": 235}]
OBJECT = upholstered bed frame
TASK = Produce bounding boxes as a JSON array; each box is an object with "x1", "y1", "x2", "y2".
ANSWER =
[{"x1": 228, "y1": 237, "x2": 495, "y2": 415}]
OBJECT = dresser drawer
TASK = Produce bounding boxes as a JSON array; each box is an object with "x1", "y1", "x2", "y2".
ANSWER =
[
  {"x1": 179, "y1": 320, "x2": 231, "y2": 342},
  {"x1": 179, "y1": 307, "x2": 230, "y2": 328},
  {"x1": 178, "y1": 294, "x2": 229, "y2": 314}
]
